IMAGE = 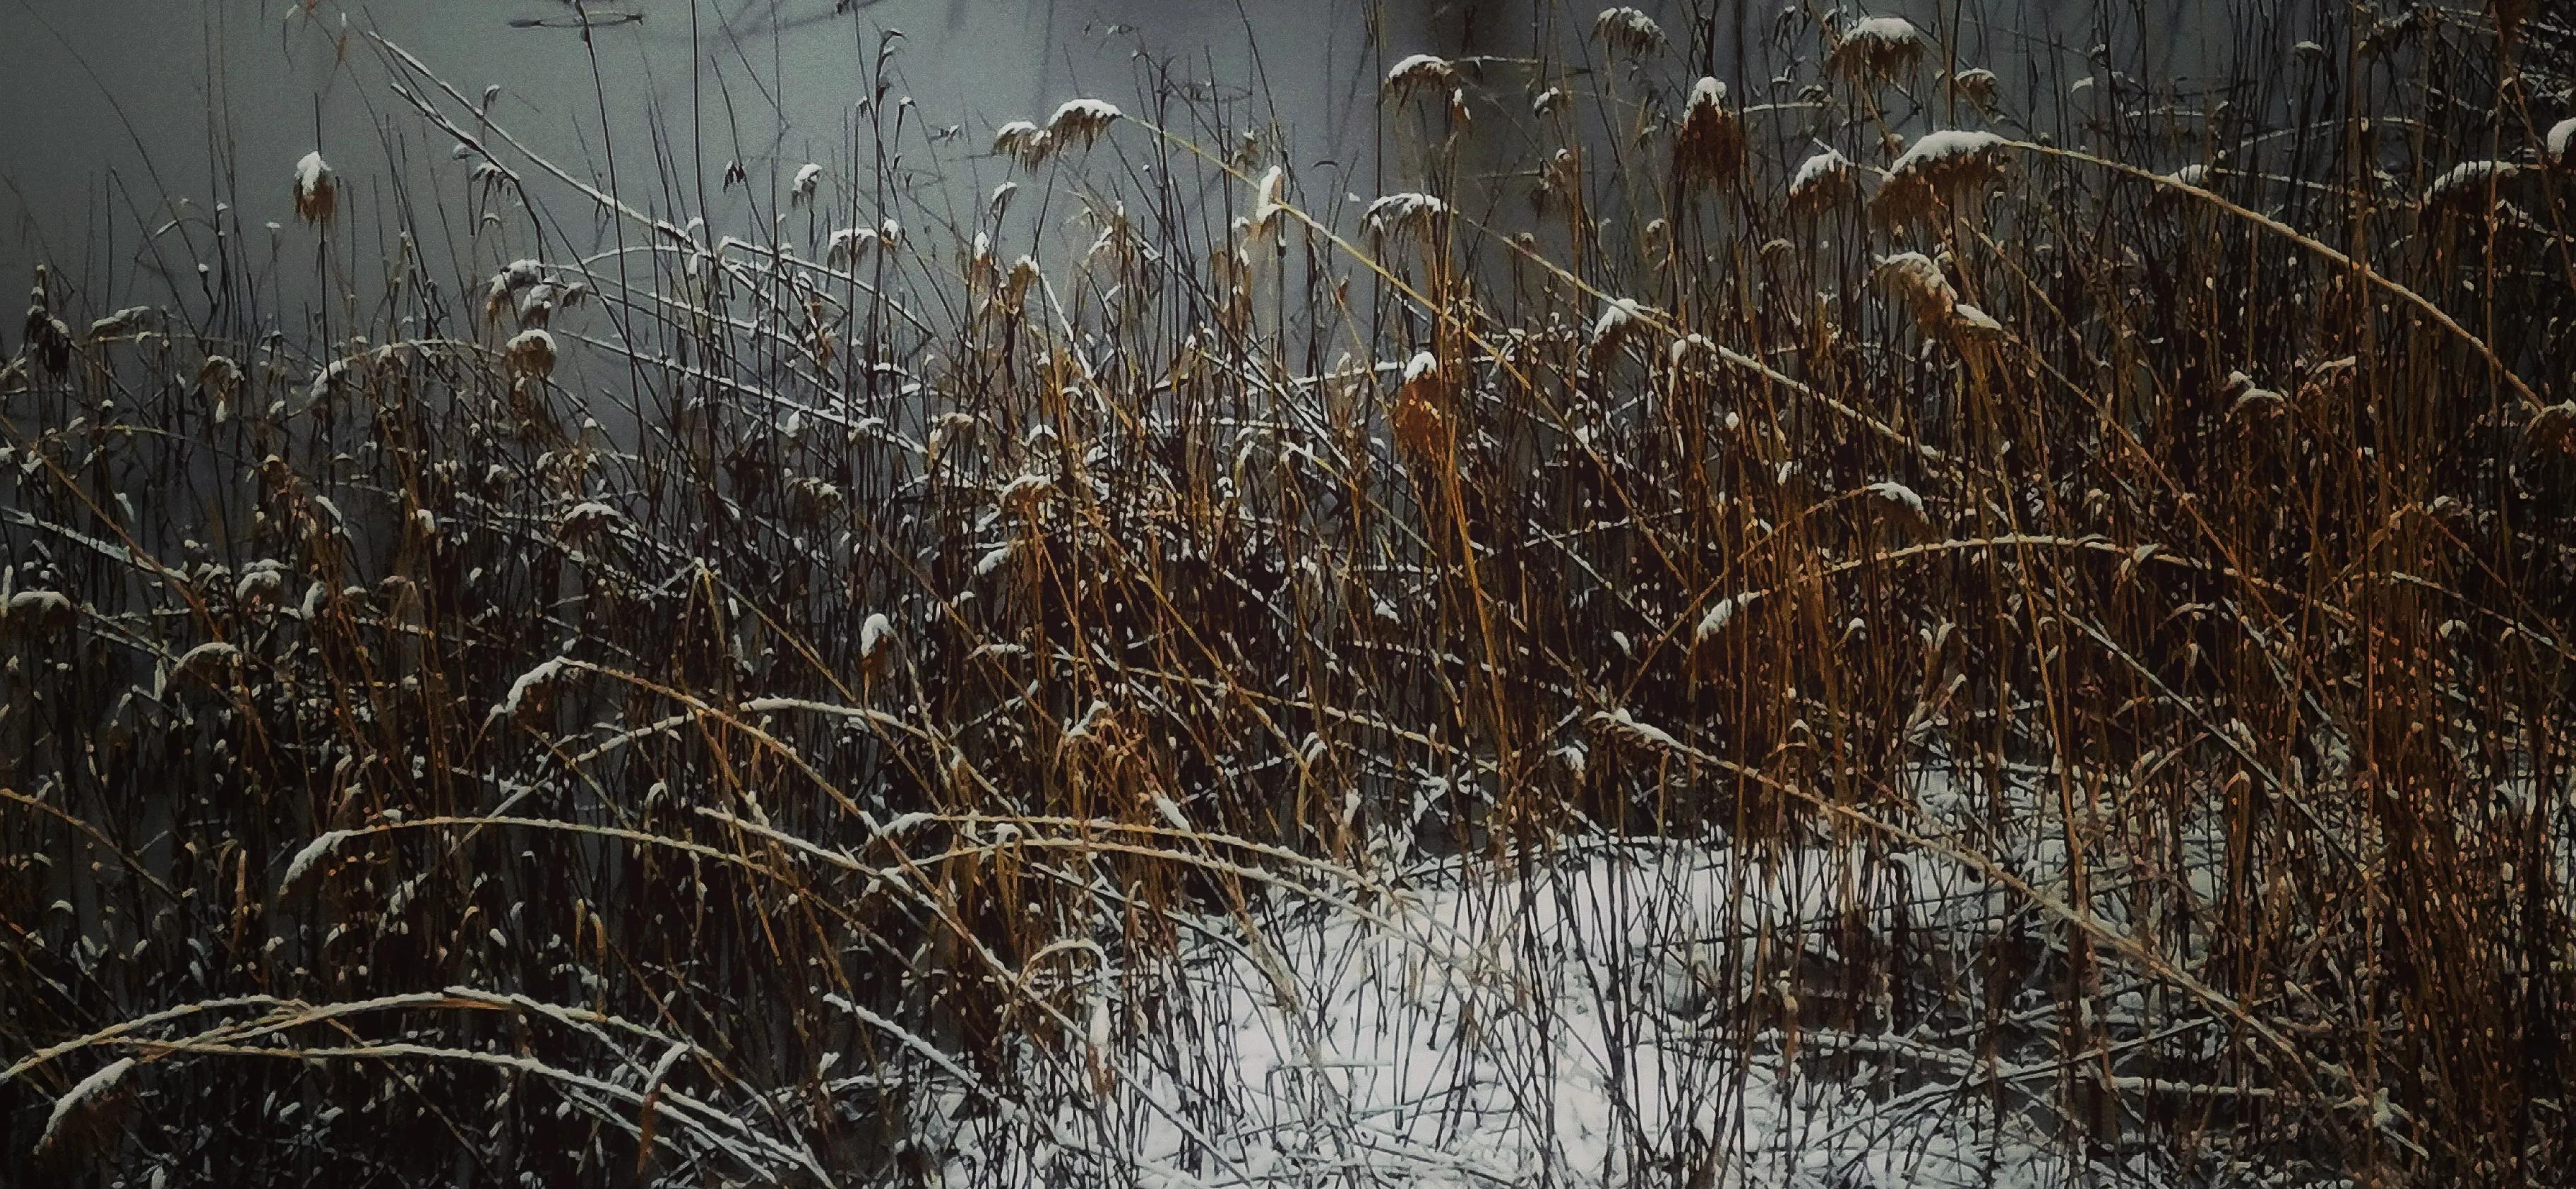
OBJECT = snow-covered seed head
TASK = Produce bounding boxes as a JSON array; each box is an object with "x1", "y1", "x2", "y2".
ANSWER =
[
  {"x1": 1874, "y1": 251, "x2": 1957, "y2": 329},
  {"x1": 506, "y1": 328, "x2": 557, "y2": 380},
  {"x1": 513, "y1": 283, "x2": 564, "y2": 329},
  {"x1": 1532, "y1": 148, "x2": 1585, "y2": 216},
  {"x1": 1873, "y1": 129, "x2": 2009, "y2": 223},
  {"x1": 1864, "y1": 480, "x2": 1927, "y2": 518},
  {"x1": 1362, "y1": 191, "x2": 1449, "y2": 239},
  {"x1": 484, "y1": 258, "x2": 549, "y2": 325},
  {"x1": 1787, "y1": 148, "x2": 1856, "y2": 214},
  {"x1": 470, "y1": 160, "x2": 517, "y2": 196},
  {"x1": 1863, "y1": 481, "x2": 1934, "y2": 537},
  {"x1": 1002, "y1": 255, "x2": 1043, "y2": 311},
  {"x1": 2524, "y1": 400, "x2": 2576, "y2": 455},
  {"x1": 1889, "y1": 129, "x2": 2009, "y2": 181},
  {"x1": 791, "y1": 162, "x2": 825, "y2": 206},
  {"x1": 1401, "y1": 349, "x2": 1441, "y2": 387},
  {"x1": 2, "y1": 589, "x2": 78, "y2": 639},
  {"x1": 1590, "y1": 707, "x2": 1683, "y2": 751},
  {"x1": 307, "y1": 356, "x2": 364, "y2": 412},
  {"x1": 994, "y1": 121, "x2": 1051, "y2": 167},
  {"x1": 491, "y1": 655, "x2": 573, "y2": 722},
  {"x1": 24, "y1": 301, "x2": 71, "y2": 373},
  {"x1": 827, "y1": 226, "x2": 881, "y2": 267},
  {"x1": 1590, "y1": 297, "x2": 1650, "y2": 354},
  {"x1": 1383, "y1": 54, "x2": 1458, "y2": 102},
  {"x1": 1044, "y1": 99, "x2": 1122, "y2": 152},
  {"x1": 34, "y1": 1056, "x2": 136, "y2": 1164},
  {"x1": 2419, "y1": 160, "x2": 2522, "y2": 220},
  {"x1": 169, "y1": 640, "x2": 244, "y2": 688},
  {"x1": 2145, "y1": 162, "x2": 2214, "y2": 214},
  {"x1": 292, "y1": 150, "x2": 336, "y2": 225},
  {"x1": 1947, "y1": 302, "x2": 2007, "y2": 344},
  {"x1": 197, "y1": 354, "x2": 243, "y2": 399},
  {"x1": 555, "y1": 501, "x2": 619, "y2": 542},
  {"x1": 997, "y1": 472, "x2": 1054, "y2": 520},
  {"x1": 859, "y1": 612, "x2": 898, "y2": 679},
  {"x1": 1827, "y1": 16, "x2": 1928, "y2": 87},
  {"x1": 787, "y1": 476, "x2": 844, "y2": 525},
  {"x1": 1391, "y1": 359, "x2": 1455, "y2": 466},
  {"x1": 1674, "y1": 78, "x2": 1743, "y2": 191},
  {"x1": 1694, "y1": 592, "x2": 1760, "y2": 644},
  {"x1": 84, "y1": 306, "x2": 155, "y2": 340},
  {"x1": 1952, "y1": 67, "x2": 2000, "y2": 111},
  {"x1": 1248, "y1": 165, "x2": 1290, "y2": 241},
  {"x1": 2224, "y1": 370, "x2": 2288, "y2": 422},
  {"x1": 277, "y1": 829, "x2": 359, "y2": 900},
  {"x1": 1591, "y1": 7, "x2": 1666, "y2": 55},
  {"x1": 234, "y1": 561, "x2": 288, "y2": 607}
]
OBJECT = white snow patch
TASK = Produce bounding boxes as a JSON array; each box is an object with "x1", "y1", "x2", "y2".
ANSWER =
[
  {"x1": 1362, "y1": 191, "x2": 1448, "y2": 234},
  {"x1": 171, "y1": 640, "x2": 242, "y2": 681},
  {"x1": 1591, "y1": 6, "x2": 1666, "y2": 51},
  {"x1": 1686, "y1": 76, "x2": 1726, "y2": 114},
  {"x1": 293, "y1": 152, "x2": 330, "y2": 194},
  {"x1": 2162, "y1": 162, "x2": 2210, "y2": 189},
  {"x1": 1401, "y1": 350, "x2": 1439, "y2": 384},
  {"x1": 1789, "y1": 147, "x2": 1852, "y2": 200},
  {"x1": 556, "y1": 500, "x2": 619, "y2": 537},
  {"x1": 1045, "y1": 99, "x2": 1123, "y2": 143},
  {"x1": 491, "y1": 656, "x2": 573, "y2": 720},
  {"x1": 280, "y1": 829, "x2": 360, "y2": 893},
  {"x1": 1843, "y1": 16, "x2": 1924, "y2": 49},
  {"x1": 505, "y1": 328, "x2": 557, "y2": 374},
  {"x1": 1695, "y1": 590, "x2": 1760, "y2": 642},
  {"x1": 1864, "y1": 480, "x2": 1926, "y2": 515},
  {"x1": 2422, "y1": 160, "x2": 2520, "y2": 206},
  {"x1": 40, "y1": 1057, "x2": 136, "y2": 1153},
  {"x1": 860, "y1": 612, "x2": 898, "y2": 660},
  {"x1": 1890, "y1": 129, "x2": 2007, "y2": 177},
  {"x1": 1383, "y1": 54, "x2": 1456, "y2": 92},
  {"x1": 1591, "y1": 705, "x2": 1683, "y2": 751},
  {"x1": 931, "y1": 834, "x2": 2186, "y2": 1189},
  {"x1": 993, "y1": 120, "x2": 1044, "y2": 160},
  {"x1": 6, "y1": 589, "x2": 76, "y2": 626},
  {"x1": 1591, "y1": 297, "x2": 1647, "y2": 341},
  {"x1": 1249, "y1": 165, "x2": 1289, "y2": 234},
  {"x1": 1951, "y1": 303, "x2": 2004, "y2": 335}
]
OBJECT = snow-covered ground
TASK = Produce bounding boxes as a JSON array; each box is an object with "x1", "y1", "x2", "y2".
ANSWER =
[{"x1": 924, "y1": 830, "x2": 2215, "y2": 1188}]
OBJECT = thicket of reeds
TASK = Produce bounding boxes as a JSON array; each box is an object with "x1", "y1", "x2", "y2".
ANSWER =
[{"x1": 4, "y1": 1, "x2": 2572, "y2": 1185}]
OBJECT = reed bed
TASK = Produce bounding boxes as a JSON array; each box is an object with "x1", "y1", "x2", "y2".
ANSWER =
[{"x1": 4, "y1": 2, "x2": 2572, "y2": 1185}]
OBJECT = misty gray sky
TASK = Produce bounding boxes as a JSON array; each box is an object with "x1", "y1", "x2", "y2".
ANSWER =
[{"x1": 0, "y1": 0, "x2": 2259, "y2": 304}]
